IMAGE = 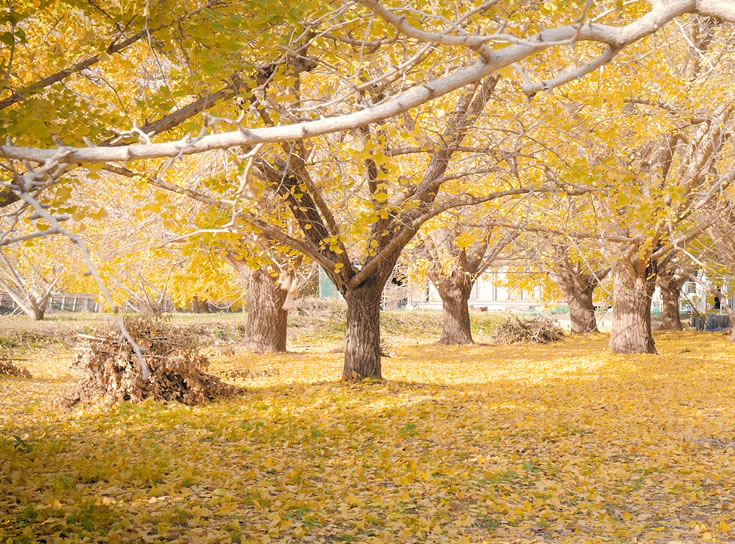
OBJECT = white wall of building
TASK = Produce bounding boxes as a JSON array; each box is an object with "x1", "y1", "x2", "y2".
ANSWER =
[{"x1": 409, "y1": 270, "x2": 545, "y2": 311}]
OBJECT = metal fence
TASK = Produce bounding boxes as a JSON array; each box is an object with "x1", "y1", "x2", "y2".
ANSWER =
[
  {"x1": 0, "y1": 292, "x2": 102, "y2": 315},
  {"x1": 0, "y1": 293, "x2": 230, "y2": 315}
]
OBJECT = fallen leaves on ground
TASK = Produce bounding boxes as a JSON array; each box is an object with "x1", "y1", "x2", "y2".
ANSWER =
[{"x1": 1, "y1": 330, "x2": 734, "y2": 543}]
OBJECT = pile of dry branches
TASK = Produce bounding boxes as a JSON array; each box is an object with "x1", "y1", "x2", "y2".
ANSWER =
[
  {"x1": 64, "y1": 316, "x2": 240, "y2": 407},
  {"x1": 0, "y1": 357, "x2": 32, "y2": 378},
  {"x1": 491, "y1": 315, "x2": 564, "y2": 344}
]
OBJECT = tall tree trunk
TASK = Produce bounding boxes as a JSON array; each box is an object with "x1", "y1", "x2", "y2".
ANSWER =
[
  {"x1": 435, "y1": 274, "x2": 473, "y2": 344},
  {"x1": 657, "y1": 261, "x2": 684, "y2": 331},
  {"x1": 548, "y1": 261, "x2": 605, "y2": 335},
  {"x1": 565, "y1": 283, "x2": 598, "y2": 334},
  {"x1": 226, "y1": 258, "x2": 290, "y2": 353},
  {"x1": 659, "y1": 281, "x2": 683, "y2": 331},
  {"x1": 609, "y1": 261, "x2": 656, "y2": 354},
  {"x1": 244, "y1": 268, "x2": 288, "y2": 353},
  {"x1": 343, "y1": 281, "x2": 383, "y2": 381}
]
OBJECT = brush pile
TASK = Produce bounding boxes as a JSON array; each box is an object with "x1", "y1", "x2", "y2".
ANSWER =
[
  {"x1": 64, "y1": 316, "x2": 240, "y2": 407},
  {"x1": 0, "y1": 358, "x2": 32, "y2": 378},
  {"x1": 491, "y1": 315, "x2": 564, "y2": 344}
]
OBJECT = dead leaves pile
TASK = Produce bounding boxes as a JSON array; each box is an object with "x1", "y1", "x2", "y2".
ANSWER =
[
  {"x1": 65, "y1": 316, "x2": 241, "y2": 408},
  {"x1": 0, "y1": 358, "x2": 32, "y2": 378},
  {"x1": 1, "y1": 330, "x2": 734, "y2": 543},
  {"x1": 489, "y1": 315, "x2": 564, "y2": 344}
]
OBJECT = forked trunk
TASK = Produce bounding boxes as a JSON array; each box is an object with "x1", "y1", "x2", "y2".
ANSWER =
[
  {"x1": 609, "y1": 262, "x2": 656, "y2": 354},
  {"x1": 566, "y1": 284, "x2": 598, "y2": 334},
  {"x1": 244, "y1": 268, "x2": 288, "y2": 353},
  {"x1": 436, "y1": 276, "x2": 473, "y2": 344},
  {"x1": 28, "y1": 305, "x2": 45, "y2": 321},
  {"x1": 343, "y1": 282, "x2": 383, "y2": 381},
  {"x1": 191, "y1": 296, "x2": 210, "y2": 313},
  {"x1": 659, "y1": 281, "x2": 683, "y2": 331}
]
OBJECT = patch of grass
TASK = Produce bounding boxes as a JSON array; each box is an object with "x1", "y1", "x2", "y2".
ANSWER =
[
  {"x1": 475, "y1": 514, "x2": 500, "y2": 531},
  {"x1": 51, "y1": 474, "x2": 77, "y2": 491},
  {"x1": 0, "y1": 336, "x2": 18, "y2": 349},
  {"x1": 488, "y1": 470, "x2": 519, "y2": 484}
]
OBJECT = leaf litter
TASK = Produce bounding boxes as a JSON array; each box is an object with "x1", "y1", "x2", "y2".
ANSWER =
[{"x1": 0, "y1": 328, "x2": 734, "y2": 543}]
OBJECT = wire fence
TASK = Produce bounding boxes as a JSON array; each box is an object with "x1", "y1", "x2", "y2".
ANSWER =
[{"x1": 0, "y1": 293, "x2": 236, "y2": 316}]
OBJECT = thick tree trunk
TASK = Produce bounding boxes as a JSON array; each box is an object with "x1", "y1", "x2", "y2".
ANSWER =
[
  {"x1": 609, "y1": 262, "x2": 656, "y2": 354},
  {"x1": 659, "y1": 281, "x2": 683, "y2": 331},
  {"x1": 436, "y1": 276, "x2": 473, "y2": 344},
  {"x1": 438, "y1": 292, "x2": 473, "y2": 344},
  {"x1": 191, "y1": 296, "x2": 210, "y2": 313},
  {"x1": 343, "y1": 282, "x2": 383, "y2": 381},
  {"x1": 244, "y1": 268, "x2": 288, "y2": 353},
  {"x1": 28, "y1": 305, "x2": 45, "y2": 321},
  {"x1": 566, "y1": 284, "x2": 598, "y2": 334},
  {"x1": 657, "y1": 261, "x2": 684, "y2": 331}
]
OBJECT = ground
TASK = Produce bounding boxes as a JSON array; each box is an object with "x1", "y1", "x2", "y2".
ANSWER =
[{"x1": 0, "y1": 311, "x2": 734, "y2": 543}]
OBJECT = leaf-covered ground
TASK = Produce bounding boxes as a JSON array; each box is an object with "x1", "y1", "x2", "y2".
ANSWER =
[{"x1": 1, "y1": 320, "x2": 734, "y2": 543}]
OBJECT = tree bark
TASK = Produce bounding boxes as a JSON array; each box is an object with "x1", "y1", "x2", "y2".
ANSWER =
[
  {"x1": 225, "y1": 256, "x2": 290, "y2": 353},
  {"x1": 546, "y1": 257, "x2": 605, "y2": 335},
  {"x1": 659, "y1": 281, "x2": 683, "y2": 331},
  {"x1": 609, "y1": 261, "x2": 656, "y2": 354},
  {"x1": 343, "y1": 281, "x2": 383, "y2": 381},
  {"x1": 244, "y1": 268, "x2": 288, "y2": 352},
  {"x1": 717, "y1": 297, "x2": 735, "y2": 343},
  {"x1": 657, "y1": 261, "x2": 684, "y2": 331},
  {"x1": 28, "y1": 305, "x2": 45, "y2": 321},
  {"x1": 435, "y1": 274, "x2": 473, "y2": 344},
  {"x1": 438, "y1": 291, "x2": 473, "y2": 344},
  {"x1": 566, "y1": 283, "x2": 598, "y2": 334},
  {"x1": 191, "y1": 296, "x2": 210, "y2": 313}
]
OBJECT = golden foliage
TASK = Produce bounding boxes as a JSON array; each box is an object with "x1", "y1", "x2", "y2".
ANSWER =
[{"x1": 1, "y1": 330, "x2": 735, "y2": 543}]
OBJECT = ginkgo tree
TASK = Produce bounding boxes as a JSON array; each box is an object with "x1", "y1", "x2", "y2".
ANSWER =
[
  {"x1": 154, "y1": 157, "x2": 311, "y2": 352},
  {"x1": 406, "y1": 207, "x2": 520, "y2": 344},
  {"x1": 4, "y1": 1, "x2": 735, "y2": 378},
  {"x1": 508, "y1": 14, "x2": 735, "y2": 353},
  {"x1": 517, "y1": 231, "x2": 610, "y2": 335},
  {"x1": 49, "y1": 171, "x2": 244, "y2": 314},
  {"x1": 0, "y1": 236, "x2": 68, "y2": 320},
  {"x1": 683, "y1": 196, "x2": 735, "y2": 342},
  {"x1": 655, "y1": 251, "x2": 696, "y2": 331}
]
